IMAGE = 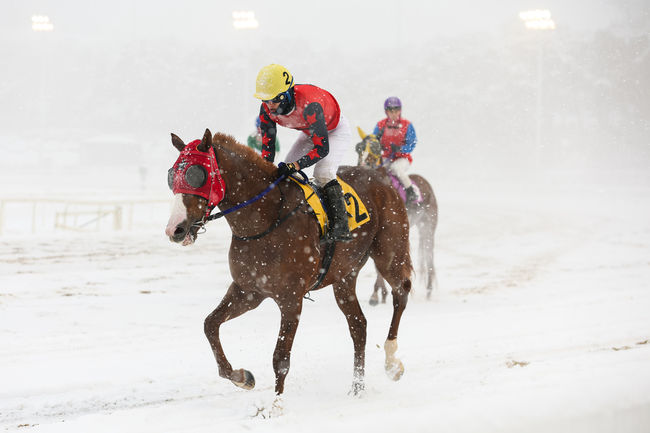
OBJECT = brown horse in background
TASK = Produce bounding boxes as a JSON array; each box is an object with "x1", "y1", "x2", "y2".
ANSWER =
[
  {"x1": 355, "y1": 128, "x2": 438, "y2": 303},
  {"x1": 165, "y1": 129, "x2": 412, "y2": 401}
]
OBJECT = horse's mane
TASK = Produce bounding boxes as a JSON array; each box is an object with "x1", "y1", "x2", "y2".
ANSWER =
[{"x1": 212, "y1": 132, "x2": 277, "y2": 176}]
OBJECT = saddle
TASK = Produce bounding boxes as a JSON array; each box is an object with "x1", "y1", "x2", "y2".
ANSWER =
[
  {"x1": 388, "y1": 174, "x2": 423, "y2": 205},
  {"x1": 289, "y1": 175, "x2": 370, "y2": 238}
]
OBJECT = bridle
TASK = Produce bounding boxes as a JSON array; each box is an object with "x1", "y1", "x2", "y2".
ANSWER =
[{"x1": 180, "y1": 144, "x2": 309, "y2": 240}]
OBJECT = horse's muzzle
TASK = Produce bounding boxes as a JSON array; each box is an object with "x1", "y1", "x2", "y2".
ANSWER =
[
  {"x1": 166, "y1": 222, "x2": 196, "y2": 245},
  {"x1": 171, "y1": 224, "x2": 187, "y2": 242}
]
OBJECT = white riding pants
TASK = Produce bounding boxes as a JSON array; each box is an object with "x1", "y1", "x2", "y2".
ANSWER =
[
  {"x1": 284, "y1": 114, "x2": 352, "y2": 187},
  {"x1": 385, "y1": 157, "x2": 413, "y2": 189}
]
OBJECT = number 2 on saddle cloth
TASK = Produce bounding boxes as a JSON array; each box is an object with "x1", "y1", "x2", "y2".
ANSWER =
[{"x1": 289, "y1": 176, "x2": 370, "y2": 237}]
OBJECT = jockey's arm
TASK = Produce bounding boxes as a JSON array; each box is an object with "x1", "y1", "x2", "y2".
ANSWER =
[
  {"x1": 258, "y1": 107, "x2": 277, "y2": 162},
  {"x1": 294, "y1": 102, "x2": 330, "y2": 170},
  {"x1": 401, "y1": 123, "x2": 417, "y2": 153}
]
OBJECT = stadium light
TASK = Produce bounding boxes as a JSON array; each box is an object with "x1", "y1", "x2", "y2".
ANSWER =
[
  {"x1": 32, "y1": 15, "x2": 54, "y2": 32},
  {"x1": 232, "y1": 11, "x2": 259, "y2": 30},
  {"x1": 519, "y1": 9, "x2": 555, "y2": 30}
]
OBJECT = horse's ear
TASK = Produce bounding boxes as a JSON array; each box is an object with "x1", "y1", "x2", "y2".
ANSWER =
[
  {"x1": 198, "y1": 128, "x2": 212, "y2": 152},
  {"x1": 357, "y1": 126, "x2": 367, "y2": 140},
  {"x1": 171, "y1": 133, "x2": 185, "y2": 152}
]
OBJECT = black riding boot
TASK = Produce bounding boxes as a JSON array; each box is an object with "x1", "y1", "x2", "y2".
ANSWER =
[
  {"x1": 405, "y1": 185, "x2": 419, "y2": 206},
  {"x1": 323, "y1": 179, "x2": 353, "y2": 242}
]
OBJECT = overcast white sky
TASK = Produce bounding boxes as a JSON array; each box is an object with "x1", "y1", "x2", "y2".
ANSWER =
[{"x1": 1, "y1": 0, "x2": 647, "y2": 193}]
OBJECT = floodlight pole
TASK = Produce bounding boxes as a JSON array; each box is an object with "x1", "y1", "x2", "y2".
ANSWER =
[
  {"x1": 536, "y1": 38, "x2": 543, "y2": 166},
  {"x1": 520, "y1": 10, "x2": 555, "y2": 168},
  {"x1": 32, "y1": 15, "x2": 54, "y2": 130}
]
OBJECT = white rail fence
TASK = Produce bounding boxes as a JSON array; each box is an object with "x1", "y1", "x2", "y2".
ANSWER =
[{"x1": 0, "y1": 198, "x2": 170, "y2": 235}]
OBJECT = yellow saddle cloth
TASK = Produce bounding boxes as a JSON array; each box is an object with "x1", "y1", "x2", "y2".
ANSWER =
[{"x1": 289, "y1": 177, "x2": 370, "y2": 235}]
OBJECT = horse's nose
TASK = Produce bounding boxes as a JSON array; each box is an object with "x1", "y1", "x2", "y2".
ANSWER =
[
  {"x1": 165, "y1": 223, "x2": 186, "y2": 242},
  {"x1": 171, "y1": 225, "x2": 187, "y2": 242}
]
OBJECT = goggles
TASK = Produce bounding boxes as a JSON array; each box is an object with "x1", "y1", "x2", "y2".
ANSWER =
[
  {"x1": 167, "y1": 164, "x2": 207, "y2": 190},
  {"x1": 263, "y1": 92, "x2": 286, "y2": 104},
  {"x1": 386, "y1": 106, "x2": 401, "y2": 112}
]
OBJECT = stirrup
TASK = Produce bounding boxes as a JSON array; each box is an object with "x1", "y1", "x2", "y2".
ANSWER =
[{"x1": 405, "y1": 186, "x2": 419, "y2": 206}]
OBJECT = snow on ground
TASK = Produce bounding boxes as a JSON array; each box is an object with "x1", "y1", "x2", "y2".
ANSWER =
[{"x1": 1, "y1": 180, "x2": 649, "y2": 432}]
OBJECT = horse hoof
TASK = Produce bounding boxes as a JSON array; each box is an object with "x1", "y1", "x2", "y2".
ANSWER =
[
  {"x1": 369, "y1": 297, "x2": 378, "y2": 306},
  {"x1": 231, "y1": 368, "x2": 256, "y2": 390},
  {"x1": 348, "y1": 380, "x2": 365, "y2": 397},
  {"x1": 385, "y1": 360, "x2": 404, "y2": 381}
]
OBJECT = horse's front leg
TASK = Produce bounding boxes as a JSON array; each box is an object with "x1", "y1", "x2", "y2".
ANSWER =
[
  {"x1": 272, "y1": 297, "x2": 304, "y2": 395},
  {"x1": 204, "y1": 282, "x2": 265, "y2": 390},
  {"x1": 333, "y1": 274, "x2": 367, "y2": 395}
]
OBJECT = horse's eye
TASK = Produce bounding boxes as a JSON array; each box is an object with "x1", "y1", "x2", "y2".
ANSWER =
[
  {"x1": 185, "y1": 165, "x2": 207, "y2": 188},
  {"x1": 167, "y1": 168, "x2": 174, "y2": 190}
]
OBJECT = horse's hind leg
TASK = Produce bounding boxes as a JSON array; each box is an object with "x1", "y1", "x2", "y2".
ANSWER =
[
  {"x1": 204, "y1": 282, "x2": 264, "y2": 390},
  {"x1": 333, "y1": 274, "x2": 367, "y2": 395},
  {"x1": 369, "y1": 266, "x2": 388, "y2": 306},
  {"x1": 378, "y1": 273, "x2": 389, "y2": 304},
  {"x1": 418, "y1": 221, "x2": 437, "y2": 299},
  {"x1": 384, "y1": 281, "x2": 410, "y2": 380},
  {"x1": 374, "y1": 248, "x2": 411, "y2": 381}
]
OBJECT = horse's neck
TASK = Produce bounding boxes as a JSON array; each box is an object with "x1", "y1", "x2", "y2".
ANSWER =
[{"x1": 216, "y1": 146, "x2": 281, "y2": 235}]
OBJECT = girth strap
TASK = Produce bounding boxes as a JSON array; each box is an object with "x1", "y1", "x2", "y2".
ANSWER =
[{"x1": 308, "y1": 239, "x2": 336, "y2": 293}]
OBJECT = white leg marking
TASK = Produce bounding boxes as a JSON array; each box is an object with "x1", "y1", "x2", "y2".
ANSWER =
[{"x1": 384, "y1": 339, "x2": 405, "y2": 381}]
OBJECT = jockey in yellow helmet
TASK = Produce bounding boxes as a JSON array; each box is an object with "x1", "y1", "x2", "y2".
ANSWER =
[{"x1": 254, "y1": 64, "x2": 352, "y2": 242}]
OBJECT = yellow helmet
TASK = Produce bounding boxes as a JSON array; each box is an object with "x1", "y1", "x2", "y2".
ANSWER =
[{"x1": 253, "y1": 64, "x2": 294, "y2": 100}]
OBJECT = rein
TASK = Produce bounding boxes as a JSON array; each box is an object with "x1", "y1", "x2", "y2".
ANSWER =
[
  {"x1": 231, "y1": 186, "x2": 307, "y2": 241},
  {"x1": 206, "y1": 175, "x2": 285, "y2": 222},
  {"x1": 193, "y1": 171, "x2": 309, "y2": 241}
]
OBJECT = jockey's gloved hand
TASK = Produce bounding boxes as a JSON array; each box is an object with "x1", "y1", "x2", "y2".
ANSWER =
[
  {"x1": 390, "y1": 144, "x2": 401, "y2": 154},
  {"x1": 277, "y1": 162, "x2": 298, "y2": 179}
]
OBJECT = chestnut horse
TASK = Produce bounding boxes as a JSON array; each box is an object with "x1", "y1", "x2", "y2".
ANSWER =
[
  {"x1": 355, "y1": 128, "x2": 438, "y2": 303},
  {"x1": 165, "y1": 129, "x2": 412, "y2": 397}
]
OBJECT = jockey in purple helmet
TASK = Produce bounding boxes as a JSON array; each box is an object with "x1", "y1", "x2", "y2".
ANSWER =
[{"x1": 372, "y1": 96, "x2": 420, "y2": 205}]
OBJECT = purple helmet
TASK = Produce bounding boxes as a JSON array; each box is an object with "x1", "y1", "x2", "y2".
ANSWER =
[{"x1": 384, "y1": 96, "x2": 402, "y2": 110}]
